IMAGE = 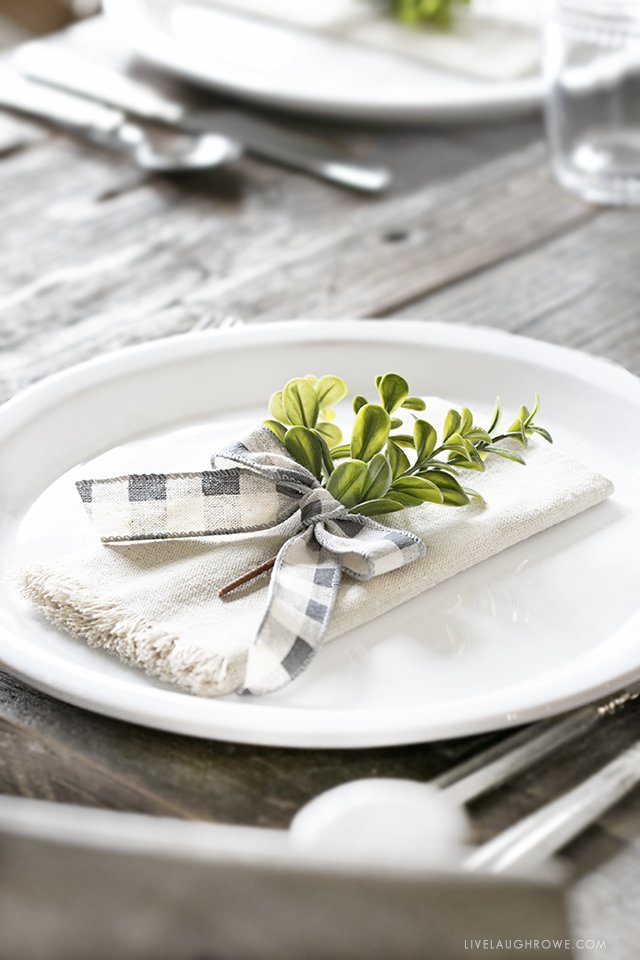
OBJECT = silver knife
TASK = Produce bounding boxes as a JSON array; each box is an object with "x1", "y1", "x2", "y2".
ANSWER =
[{"x1": 13, "y1": 42, "x2": 391, "y2": 193}]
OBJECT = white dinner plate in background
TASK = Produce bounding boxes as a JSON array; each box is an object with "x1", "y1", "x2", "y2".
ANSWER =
[
  {"x1": 103, "y1": 0, "x2": 543, "y2": 122},
  {"x1": 0, "y1": 320, "x2": 639, "y2": 748}
]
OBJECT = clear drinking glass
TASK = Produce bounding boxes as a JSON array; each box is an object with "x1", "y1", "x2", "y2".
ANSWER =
[{"x1": 543, "y1": 0, "x2": 640, "y2": 204}]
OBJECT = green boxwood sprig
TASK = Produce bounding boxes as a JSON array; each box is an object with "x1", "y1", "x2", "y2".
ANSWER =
[
  {"x1": 376, "y1": 0, "x2": 471, "y2": 30},
  {"x1": 265, "y1": 373, "x2": 552, "y2": 517}
]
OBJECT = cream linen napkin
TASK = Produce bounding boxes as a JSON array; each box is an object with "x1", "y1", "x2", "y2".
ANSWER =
[
  {"x1": 12, "y1": 398, "x2": 613, "y2": 698},
  {"x1": 208, "y1": 0, "x2": 540, "y2": 81}
]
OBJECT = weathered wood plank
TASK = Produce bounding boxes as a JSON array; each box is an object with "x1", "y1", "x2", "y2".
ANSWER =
[
  {"x1": 0, "y1": 11, "x2": 30, "y2": 53},
  {"x1": 0, "y1": 0, "x2": 72, "y2": 37},
  {"x1": 0, "y1": 716, "x2": 184, "y2": 817},
  {"x1": 393, "y1": 204, "x2": 640, "y2": 375},
  {"x1": 0, "y1": 669, "x2": 507, "y2": 828},
  {"x1": 0, "y1": 132, "x2": 594, "y2": 403},
  {"x1": 0, "y1": 110, "x2": 46, "y2": 155},
  {"x1": 181, "y1": 144, "x2": 596, "y2": 324}
]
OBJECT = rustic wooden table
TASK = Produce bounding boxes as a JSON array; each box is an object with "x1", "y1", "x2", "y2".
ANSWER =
[{"x1": 1, "y1": 20, "x2": 640, "y2": 958}]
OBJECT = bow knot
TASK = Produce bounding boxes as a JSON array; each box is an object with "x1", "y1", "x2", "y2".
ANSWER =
[
  {"x1": 299, "y1": 487, "x2": 348, "y2": 528},
  {"x1": 77, "y1": 425, "x2": 425, "y2": 695}
]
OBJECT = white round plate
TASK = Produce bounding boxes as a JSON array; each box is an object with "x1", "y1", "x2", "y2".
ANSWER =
[
  {"x1": 103, "y1": 0, "x2": 543, "y2": 123},
  {"x1": 1, "y1": 321, "x2": 639, "y2": 748}
]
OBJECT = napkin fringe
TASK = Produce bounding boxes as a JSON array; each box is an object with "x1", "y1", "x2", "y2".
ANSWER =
[{"x1": 9, "y1": 563, "x2": 237, "y2": 697}]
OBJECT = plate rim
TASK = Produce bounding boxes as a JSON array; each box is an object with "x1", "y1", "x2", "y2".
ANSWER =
[
  {"x1": 2, "y1": 318, "x2": 640, "y2": 748},
  {"x1": 102, "y1": 0, "x2": 544, "y2": 123}
]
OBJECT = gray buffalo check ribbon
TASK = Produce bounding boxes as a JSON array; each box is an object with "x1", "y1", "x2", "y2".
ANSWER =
[{"x1": 76, "y1": 425, "x2": 425, "y2": 695}]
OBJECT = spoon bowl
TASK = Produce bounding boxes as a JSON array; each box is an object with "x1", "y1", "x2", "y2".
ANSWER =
[{"x1": 119, "y1": 121, "x2": 242, "y2": 173}]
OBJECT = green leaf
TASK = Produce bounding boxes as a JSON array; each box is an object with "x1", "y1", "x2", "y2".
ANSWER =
[
  {"x1": 268, "y1": 391, "x2": 291, "y2": 425},
  {"x1": 420, "y1": 471, "x2": 470, "y2": 505},
  {"x1": 440, "y1": 487, "x2": 471, "y2": 506},
  {"x1": 263, "y1": 419, "x2": 287, "y2": 443},
  {"x1": 375, "y1": 375, "x2": 383, "y2": 388},
  {"x1": 445, "y1": 445, "x2": 471, "y2": 461},
  {"x1": 460, "y1": 407, "x2": 474, "y2": 434},
  {"x1": 419, "y1": 470, "x2": 461, "y2": 489},
  {"x1": 504, "y1": 418, "x2": 528, "y2": 446},
  {"x1": 487, "y1": 397, "x2": 502, "y2": 434},
  {"x1": 462, "y1": 438, "x2": 483, "y2": 461},
  {"x1": 448, "y1": 458, "x2": 485, "y2": 472},
  {"x1": 390, "y1": 476, "x2": 444, "y2": 506},
  {"x1": 319, "y1": 408, "x2": 336, "y2": 422},
  {"x1": 416, "y1": 461, "x2": 459, "y2": 476},
  {"x1": 284, "y1": 425, "x2": 324, "y2": 480},
  {"x1": 388, "y1": 433, "x2": 416, "y2": 449},
  {"x1": 444, "y1": 433, "x2": 475, "y2": 460},
  {"x1": 387, "y1": 440, "x2": 410, "y2": 481},
  {"x1": 330, "y1": 444, "x2": 351, "y2": 459},
  {"x1": 350, "y1": 498, "x2": 405, "y2": 517},
  {"x1": 401, "y1": 397, "x2": 426, "y2": 411},
  {"x1": 316, "y1": 431, "x2": 335, "y2": 478},
  {"x1": 414, "y1": 419, "x2": 437, "y2": 464},
  {"x1": 529, "y1": 425, "x2": 553, "y2": 444},
  {"x1": 443, "y1": 409, "x2": 461, "y2": 442},
  {"x1": 283, "y1": 378, "x2": 320, "y2": 428},
  {"x1": 326, "y1": 459, "x2": 369, "y2": 509},
  {"x1": 315, "y1": 375, "x2": 347, "y2": 410},
  {"x1": 360, "y1": 453, "x2": 392, "y2": 502},
  {"x1": 353, "y1": 395, "x2": 368, "y2": 415},
  {"x1": 304, "y1": 374, "x2": 318, "y2": 385},
  {"x1": 445, "y1": 434, "x2": 483, "y2": 463},
  {"x1": 350, "y1": 404, "x2": 391, "y2": 462},
  {"x1": 316, "y1": 421, "x2": 343, "y2": 448},
  {"x1": 465, "y1": 427, "x2": 492, "y2": 444},
  {"x1": 390, "y1": 417, "x2": 404, "y2": 430},
  {"x1": 486, "y1": 446, "x2": 526, "y2": 465},
  {"x1": 378, "y1": 373, "x2": 409, "y2": 413},
  {"x1": 524, "y1": 393, "x2": 540, "y2": 426},
  {"x1": 384, "y1": 492, "x2": 420, "y2": 508}
]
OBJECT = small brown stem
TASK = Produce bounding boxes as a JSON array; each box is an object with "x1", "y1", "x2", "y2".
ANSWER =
[{"x1": 218, "y1": 557, "x2": 277, "y2": 598}]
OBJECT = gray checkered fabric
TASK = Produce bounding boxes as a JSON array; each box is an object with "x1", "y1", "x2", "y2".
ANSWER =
[
  {"x1": 76, "y1": 425, "x2": 425, "y2": 695},
  {"x1": 76, "y1": 426, "x2": 315, "y2": 543}
]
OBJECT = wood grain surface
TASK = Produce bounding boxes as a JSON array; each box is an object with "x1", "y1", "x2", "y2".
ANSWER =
[{"x1": 1, "y1": 17, "x2": 640, "y2": 958}]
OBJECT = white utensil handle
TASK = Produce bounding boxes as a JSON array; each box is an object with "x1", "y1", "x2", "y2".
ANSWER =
[
  {"x1": 0, "y1": 70, "x2": 125, "y2": 136},
  {"x1": 14, "y1": 42, "x2": 184, "y2": 125},
  {"x1": 464, "y1": 741, "x2": 640, "y2": 874},
  {"x1": 435, "y1": 686, "x2": 638, "y2": 805}
]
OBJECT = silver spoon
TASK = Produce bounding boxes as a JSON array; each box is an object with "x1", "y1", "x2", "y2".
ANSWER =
[
  {"x1": 114, "y1": 118, "x2": 241, "y2": 173},
  {"x1": 0, "y1": 70, "x2": 241, "y2": 173}
]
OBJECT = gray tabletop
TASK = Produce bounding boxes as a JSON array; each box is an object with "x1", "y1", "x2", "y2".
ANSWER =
[{"x1": 1, "y1": 20, "x2": 640, "y2": 959}]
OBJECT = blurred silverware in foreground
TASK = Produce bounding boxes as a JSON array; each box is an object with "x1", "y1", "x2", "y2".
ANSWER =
[{"x1": 14, "y1": 41, "x2": 392, "y2": 192}]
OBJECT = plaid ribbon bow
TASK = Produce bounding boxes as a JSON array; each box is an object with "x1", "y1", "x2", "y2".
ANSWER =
[{"x1": 76, "y1": 425, "x2": 425, "y2": 695}]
